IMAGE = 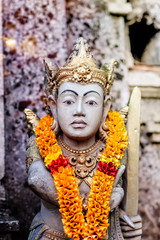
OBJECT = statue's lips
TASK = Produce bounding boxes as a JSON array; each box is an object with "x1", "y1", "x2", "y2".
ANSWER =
[{"x1": 71, "y1": 120, "x2": 87, "y2": 128}]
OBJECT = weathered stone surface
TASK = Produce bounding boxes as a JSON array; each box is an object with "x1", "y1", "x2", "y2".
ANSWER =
[
  {"x1": 0, "y1": 98, "x2": 4, "y2": 181},
  {"x1": 151, "y1": 133, "x2": 160, "y2": 143},
  {"x1": 125, "y1": 26, "x2": 134, "y2": 69},
  {"x1": 0, "y1": 186, "x2": 5, "y2": 202},
  {"x1": 147, "y1": 122, "x2": 160, "y2": 133},
  {"x1": 140, "y1": 99, "x2": 160, "y2": 145},
  {"x1": 0, "y1": 0, "x2": 4, "y2": 181},
  {"x1": 141, "y1": 99, "x2": 160, "y2": 124},
  {"x1": 66, "y1": 0, "x2": 129, "y2": 108},
  {"x1": 0, "y1": 213, "x2": 19, "y2": 232},
  {"x1": 139, "y1": 143, "x2": 160, "y2": 240},
  {"x1": 128, "y1": 0, "x2": 160, "y2": 29},
  {"x1": 108, "y1": 1, "x2": 132, "y2": 16},
  {"x1": 3, "y1": 0, "x2": 67, "y2": 239},
  {"x1": 141, "y1": 32, "x2": 160, "y2": 65},
  {"x1": 128, "y1": 71, "x2": 160, "y2": 87},
  {"x1": 133, "y1": 87, "x2": 160, "y2": 99},
  {"x1": 128, "y1": 71, "x2": 160, "y2": 98}
]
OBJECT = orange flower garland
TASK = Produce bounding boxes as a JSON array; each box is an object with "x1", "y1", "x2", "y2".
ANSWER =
[
  {"x1": 86, "y1": 172, "x2": 114, "y2": 239},
  {"x1": 53, "y1": 166, "x2": 85, "y2": 240},
  {"x1": 35, "y1": 110, "x2": 128, "y2": 240}
]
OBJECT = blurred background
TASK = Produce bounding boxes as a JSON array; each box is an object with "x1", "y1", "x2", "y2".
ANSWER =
[{"x1": 0, "y1": 0, "x2": 160, "y2": 239}]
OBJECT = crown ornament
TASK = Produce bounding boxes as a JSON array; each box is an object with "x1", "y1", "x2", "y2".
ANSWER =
[{"x1": 44, "y1": 38, "x2": 117, "y2": 95}]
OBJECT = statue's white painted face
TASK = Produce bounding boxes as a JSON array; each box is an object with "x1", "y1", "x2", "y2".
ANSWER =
[{"x1": 57, "y1": 82, "x2": 104, "y2": 141}]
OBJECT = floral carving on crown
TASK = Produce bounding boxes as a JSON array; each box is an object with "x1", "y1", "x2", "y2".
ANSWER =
[{"x1": 73, "y1": 64, "x2": 92, "y2": 82}]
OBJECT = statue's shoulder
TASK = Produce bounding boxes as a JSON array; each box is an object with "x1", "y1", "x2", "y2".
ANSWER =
[
  {"x1": 24, "y1": 108, "x2": 43, "y2": 173},
  {"x1": 26, "y1": 135, "x2": 42, "y2": 172}
]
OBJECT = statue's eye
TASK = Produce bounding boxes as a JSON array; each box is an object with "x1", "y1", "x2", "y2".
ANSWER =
[
  {"x1": 64, "y1": 100, "x2": 74, "y2": 105},
  {"x1": 87, "y1": 101, "x2": 97, "y2": 106}
]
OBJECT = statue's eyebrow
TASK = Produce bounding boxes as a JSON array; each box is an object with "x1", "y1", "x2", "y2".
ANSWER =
[
  {"x1": 83, "y1": 90, "x2": 101, "y2": 96},
  {"x1": 60, "y1": 90, "x2": 78, "y2": 96}
]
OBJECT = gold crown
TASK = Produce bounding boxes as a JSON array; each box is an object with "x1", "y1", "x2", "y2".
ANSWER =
[{"x1": 44, "y1": 38, "x2": 117, "y2": 95}]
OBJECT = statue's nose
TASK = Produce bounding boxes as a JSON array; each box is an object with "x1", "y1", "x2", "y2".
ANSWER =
[{"x1": 73, "y1": 99, "x2": 85, "y2": 116}]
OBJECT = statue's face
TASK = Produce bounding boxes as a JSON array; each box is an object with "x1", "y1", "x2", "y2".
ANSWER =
[{"x1": 57, "y1": 82, "x2": 104, "y2": 141}]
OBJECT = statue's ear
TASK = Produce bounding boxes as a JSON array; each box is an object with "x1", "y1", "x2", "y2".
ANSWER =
[
  {"x1": 48, "y1": 94, "x2": 59, "y2": 135},
  {"x1": 102, "y1": 95, "x2": 111, "y2": 123},
  {"x1": 98, "y1": 95, "x2": 111, "y2": 142},
  {"x1": 48, "y1": 94, "x2": 57, "y2": 120}
]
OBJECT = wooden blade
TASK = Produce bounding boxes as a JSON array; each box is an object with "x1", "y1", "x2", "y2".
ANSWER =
[{"x1": 124, "y1": 87, "x2": 141, "y2": 216}]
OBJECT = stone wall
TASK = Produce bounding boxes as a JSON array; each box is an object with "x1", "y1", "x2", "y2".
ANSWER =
[
  {"x1": 3, "y1": 0, "x2": 67, "y2": 239},
  {"x1": 127, "y1": 1, "x2": 160, "y2": 238},
  {"x1": 2, "y1": 0, "x2": 160, "y2": 239},
  {"x1": 128, "y1": 69, "x2": 160, "y2": 240}
]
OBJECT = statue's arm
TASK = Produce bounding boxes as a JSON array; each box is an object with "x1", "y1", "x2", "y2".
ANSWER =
[
  {"x1": 109, "y1": 165, "x2": 125, "y2": 211},
  {"x1": 26, "y1": 136, "x2": 59, "y2": 206},
  {"x1": 110, "y1": 186, "x2": 124, "y2": 211}
]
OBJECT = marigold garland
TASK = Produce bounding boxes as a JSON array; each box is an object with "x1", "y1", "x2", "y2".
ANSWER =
[
  {"x1": 86, "y1": 171, "x2": 115, "y2": 239},
  {"x1": 35, "y1": 110, "x2": 128, "y2": 240},
  {"x1": 53, "y1": 166, "x2": 86, "y2": 240}
]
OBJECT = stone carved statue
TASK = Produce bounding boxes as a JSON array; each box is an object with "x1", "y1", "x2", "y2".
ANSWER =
[{"x1": 24, "y1": 38, "x2": 142, "y2": 240}]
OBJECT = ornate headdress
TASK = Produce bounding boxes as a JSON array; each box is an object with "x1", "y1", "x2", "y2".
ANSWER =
[{"x1": 44, "y1": 38, "x2": 117, "y2": 95}]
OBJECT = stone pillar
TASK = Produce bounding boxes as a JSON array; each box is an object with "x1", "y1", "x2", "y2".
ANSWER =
[
  {"x1": 0, "y1": 0, "x2": 5, "y2": 202},
  {"x1": 3, "y1": 0, "x2": 67, "y2": 238},
  {"x1": 0, "y1": 1, "x2": 19, "y2": 239}
]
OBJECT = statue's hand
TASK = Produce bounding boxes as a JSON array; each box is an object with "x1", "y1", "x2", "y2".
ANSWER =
[
  {"x1": 110, "y1": 187, "x2": 124, "y2": 211},
  {"x1": 110, "y1": 165, "x2": 126, "y2": 211},
  {"x1": 120, "y1": 210, "x2": 142, "y2": 240},
  {"x1": 113, "y1": 164, "x2": 125, "y2": 187}
]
